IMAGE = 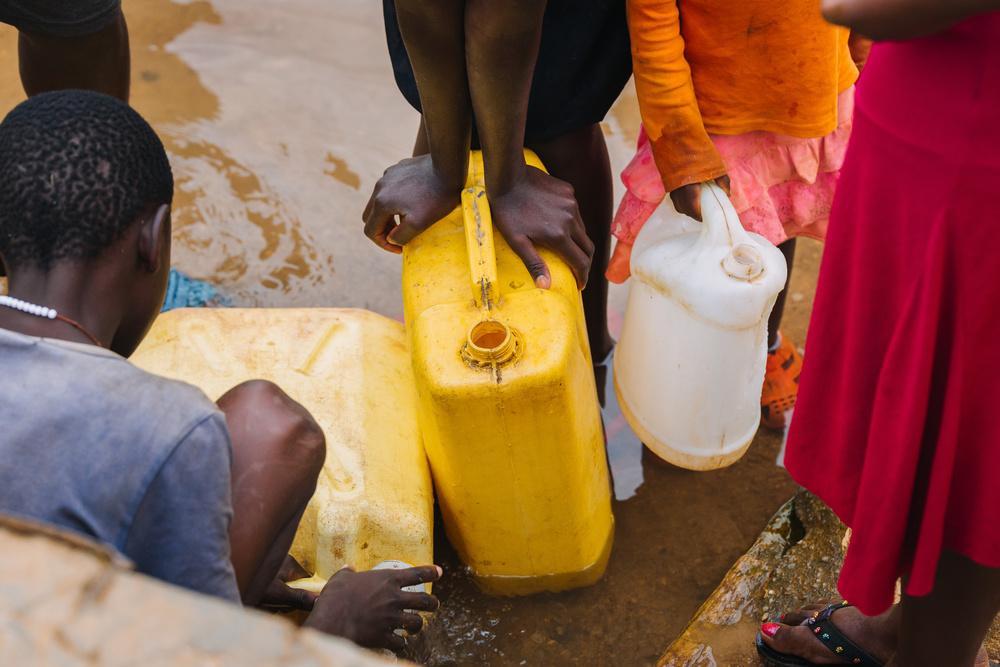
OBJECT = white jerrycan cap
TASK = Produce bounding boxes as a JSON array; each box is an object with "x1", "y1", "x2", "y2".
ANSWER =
[
  {"x1": 697, "y1": 183, "x2": 765, "y2": 281},
  {"x1": 371, "y1": 559, "x2": 430, "y2": 594},
  {"x1": 722, "y1": 243, "x2": 764, "y2": 280},
  {"x1": 371, "y1": 559, "x2": 429, "y2": 639}
]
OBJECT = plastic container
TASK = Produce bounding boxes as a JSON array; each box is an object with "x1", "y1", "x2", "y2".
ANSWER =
[
  {"x1": 372, "y1": 560, "x2": 430, "y2": 638},
  {"x1": 614, "y1": 184, "x2": 787, "y2": 470},
  {"x1": 402, "y1": 150, "x2": 613, "y2": 596},
  {"x1": 130, "y1": 308, "x2": 434, "y2": 591}
]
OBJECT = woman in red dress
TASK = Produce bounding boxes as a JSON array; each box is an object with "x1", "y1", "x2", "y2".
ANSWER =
[{"x1": 757, "y1": 2, "x2": 1000, "y2": 666}]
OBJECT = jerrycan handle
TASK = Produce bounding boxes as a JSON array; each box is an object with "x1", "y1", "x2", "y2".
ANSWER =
[
  {"x1": 698, "y1": 183, "x2": 765, "y2": 281},
  {"x1": 462, "y1": 185, "x2": 499, "y2": 311}
]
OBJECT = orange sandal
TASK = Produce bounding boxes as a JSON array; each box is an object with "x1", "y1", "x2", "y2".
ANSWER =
[{"x1": 761, "y1": 332, "x2": 802, "y2": 429}]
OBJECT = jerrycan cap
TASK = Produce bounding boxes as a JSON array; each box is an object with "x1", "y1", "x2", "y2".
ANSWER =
[
  {"x1": 463, "y1": 319, "x2": 518, "y2": 366},
  {"x1": 371, "y1": 559, "x2": 429, "y2": 594},
  {"x1": 722, "y1": 243, "x2": 764, "y2": 281}
]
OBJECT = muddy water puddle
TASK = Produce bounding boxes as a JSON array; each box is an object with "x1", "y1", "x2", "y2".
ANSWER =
[
  {"x1": 406, "y1": 375, "x2": 800, "y2": 666},
  {"x1": 0, "y1": 2, "x2": 822, "y2": 663},
  {"x1": 1, "y1": 0, "x2": 418, "y2": 311}
]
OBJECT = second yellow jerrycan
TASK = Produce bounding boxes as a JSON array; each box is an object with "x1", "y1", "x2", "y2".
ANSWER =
[
  {"x1": 129, "y1": 308, "x2": 434, "y2": 592},
  {"x1": 402, "y1": 150, "x2": 614, "y2": 596}
]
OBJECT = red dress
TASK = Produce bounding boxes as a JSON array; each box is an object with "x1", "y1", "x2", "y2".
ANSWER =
[{"x1": 785, "y1": 13, "x2": 1000, "y2": 616}]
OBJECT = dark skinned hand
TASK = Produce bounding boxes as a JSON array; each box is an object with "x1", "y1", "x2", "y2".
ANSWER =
[
  {"x1": 363, "y1": 155, "x2": 463, "y2": 253},
  {"x1": 488, "y1": 165, "x2": 594, "y2": 290},
  {"x1": 256, "y1": 554, "x2": 317, "y2": 612},
  {"x1": 669, "y1": 175, "x2": 732, "y2": 222},
  {"x1": 302, "y1": 564, "x2": 442, "y2": 651}
]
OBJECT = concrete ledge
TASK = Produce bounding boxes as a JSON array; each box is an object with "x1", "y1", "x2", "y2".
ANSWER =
[
  {"x1": 0, "y1": 513, "x2": 401, "y2": 666},
  {"x1": 657, "y1": 489, "x2": 1000, "y2": 666}
]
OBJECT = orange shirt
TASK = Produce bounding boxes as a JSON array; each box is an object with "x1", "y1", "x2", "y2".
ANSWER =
[{"x1": 628, "y1": 0, "x2": 859, "y2": 193}]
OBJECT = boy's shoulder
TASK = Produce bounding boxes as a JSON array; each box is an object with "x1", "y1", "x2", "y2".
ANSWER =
[
  {"x1": 0, "y1": 326, "x2": 234, "y2": 575},
  {"x1": 0, "y1": 326, "x2": 224, "y2": 447}
]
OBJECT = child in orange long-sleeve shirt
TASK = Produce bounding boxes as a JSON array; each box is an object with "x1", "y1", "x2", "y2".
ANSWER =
[{"x1": 610, "y1": 0, "x2": 863, "y2": 429}]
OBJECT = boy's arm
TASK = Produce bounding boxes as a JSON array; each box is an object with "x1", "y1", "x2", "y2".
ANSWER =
[
  {"x1": 628, "y1": 0, "x2": 728, "y2": 220},
  {"x1": 464, "y1": 0, "x2": 593, "y2": 289},
  {"x1": 363, "y1": 0, "x2": 472, "y2": 253},
  {"x1": 122, "y1": 414, "x2": 241, "y2": 603}
]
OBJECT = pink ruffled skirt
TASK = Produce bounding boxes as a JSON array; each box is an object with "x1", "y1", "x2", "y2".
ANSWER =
[{"x1": 607, "y1": 87, "x2": 855, "y2": 283}]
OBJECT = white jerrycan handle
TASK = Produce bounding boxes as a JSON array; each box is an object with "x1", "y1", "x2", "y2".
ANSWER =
[{"x1": 697, "y1": 183, "x2": 765, "y2": 281}]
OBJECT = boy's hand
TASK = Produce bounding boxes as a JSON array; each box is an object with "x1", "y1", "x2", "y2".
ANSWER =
[
  {"x1": 489, "y1": 165, "x2": 594, "y2": 290},
  {"x1": 669, "y1": 175, "x2": 732, "y2": 222},
  {"x1": 303, "y1": 564, "x2": 442, "y2": 651},
  {"x1": 363, "y1": 156, "x2": 463, "y2": 253},
  {"x1": 257, "y1": 555, "x2": 317, "y2": 611}
]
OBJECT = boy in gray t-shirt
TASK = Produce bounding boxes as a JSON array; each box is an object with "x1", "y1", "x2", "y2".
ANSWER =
[{"x1": 0, "y1": 90, "x2": 439, "y2": 652}]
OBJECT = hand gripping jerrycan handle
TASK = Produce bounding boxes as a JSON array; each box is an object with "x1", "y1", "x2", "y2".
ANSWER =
[
  {"x1": 697, "y1": 183, "x2": 767, "y2": 282},
  {"x1": 460, "y1": 185, "x2": 518, "y2": 366},
  {"x1": 629, "y1": 182, "x2": 786, "y2": 327}
]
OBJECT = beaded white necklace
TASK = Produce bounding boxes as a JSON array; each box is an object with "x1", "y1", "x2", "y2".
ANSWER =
[
  {"x1": 0, "y1": 294, "x2": 102, "y2": 346},
  {"x1": 0, "y1": 294, "x2": 58, "y2": 319}
]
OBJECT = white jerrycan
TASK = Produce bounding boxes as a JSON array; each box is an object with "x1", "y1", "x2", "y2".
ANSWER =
[{"x1": 613, "y1": 183, "x2": 787, "y2": 470}]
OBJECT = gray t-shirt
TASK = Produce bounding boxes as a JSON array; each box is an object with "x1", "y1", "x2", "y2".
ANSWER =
[{"x1": 0, "y1": 328, "x2": 240, "y2": 603}]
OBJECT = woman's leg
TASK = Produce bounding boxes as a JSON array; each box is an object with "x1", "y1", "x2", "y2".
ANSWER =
[
  {"x1": 216, "y1": 380, "x2": 326, "y2": 607},
  {"x1": 888, "y1": 550, "x2": 1000, "y2": 667}
]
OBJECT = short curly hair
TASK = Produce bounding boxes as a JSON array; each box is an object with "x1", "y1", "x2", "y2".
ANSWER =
[{"x1": 0, "y1": 90, "x2": 173, "y2": 271}]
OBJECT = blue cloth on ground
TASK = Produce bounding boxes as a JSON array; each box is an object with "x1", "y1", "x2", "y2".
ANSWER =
[{"x1": 161, "y1": 268, "x2": 229, "y2": 312}]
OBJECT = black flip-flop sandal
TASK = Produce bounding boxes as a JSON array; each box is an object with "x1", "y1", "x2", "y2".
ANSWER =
[{"x1": 755, "y1": 601, "x2": 884, "y2": 666}]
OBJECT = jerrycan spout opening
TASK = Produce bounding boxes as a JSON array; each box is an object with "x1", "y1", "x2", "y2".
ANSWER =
[
  {"x1": 465, "y1": 320, "x2": 518, "y2": 366},
  {"x1": 723, "y1": 243, "x2": 764, "y2": 281}
]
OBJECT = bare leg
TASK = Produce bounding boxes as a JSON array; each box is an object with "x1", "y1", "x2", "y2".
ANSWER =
[
  {"x1": 768, "y1": 238, "x2": 796, "y2": 349},
  {"x1": 17, "y1": 9, "x2": 130, "y2": 102},
  {"x1": 889, "y1": 551, "x2": 1000, "y2": 667},
  {"x1": 216, "y1": 380, "x2": 326, "y2": 607},
  {"x1": 528, "y1": 124, "x2": 614, "y2": 364}
]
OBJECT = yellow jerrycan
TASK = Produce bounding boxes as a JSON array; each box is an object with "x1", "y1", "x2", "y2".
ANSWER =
[
  {"x1": 130, "y1": 308, "x2": 434, "y2": 592},
  {"x1": 402, "y1": 150, "x2": 613, "y2": 596}
]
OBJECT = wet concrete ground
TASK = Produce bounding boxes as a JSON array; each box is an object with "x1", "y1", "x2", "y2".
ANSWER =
[{"x1": 0, "y1": 2, "x2": 825, "y2": 664}]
